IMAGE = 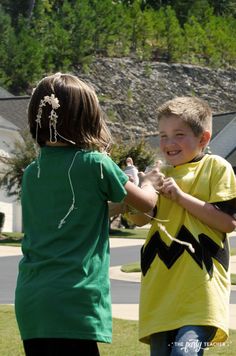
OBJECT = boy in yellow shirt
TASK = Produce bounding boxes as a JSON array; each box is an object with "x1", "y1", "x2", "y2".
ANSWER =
[{"x1": 129, "y1": 96, "x2": 236, "y2": 355}]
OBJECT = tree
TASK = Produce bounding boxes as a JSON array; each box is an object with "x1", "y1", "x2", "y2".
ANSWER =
[
  {"x1": 69, "y1": 0, "x2": 96, "y2": 65},
  {"x1": 183, "y1": 16, "x2": 208, "y2": 65},
  {"x1": 209, "y1": 0, "x2": 236, "y2": 17},
  {"x1": 128, "y1": 1, "x2": 155, "y2": 59},
  {"x1": 4, "y1": 20, "x2": 44, "y2": 94},
  {"x1": 29, "y1": 0, "x2": 73, "y2": 74},
  {"x1": 110, "y1": 139, "x2": 157, "y2": 171},
  {"x1": 204, "y1": 14, "x2": 236, "y2": 67},
  {"x1": 0, "y1": 131, "x2": 37, "y2": 200},
  {"x1": 0, "y1": 5, "x2": 14, "y2": 87},
  {"x1": 152, "y1": 6, "x2": 184, "y2": 62},
  {"x1": 1, "y1": 0, "x2": 36, "y2": 27}
]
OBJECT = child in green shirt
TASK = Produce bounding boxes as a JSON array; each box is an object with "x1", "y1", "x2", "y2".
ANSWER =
[{"x1": 15, "y1": 73, "x2": 162, "y2": 356}]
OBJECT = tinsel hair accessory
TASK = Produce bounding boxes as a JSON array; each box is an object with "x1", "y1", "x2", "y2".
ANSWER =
[{"x1": 35, "y1": 93, "x2": 75, "y2": 145}]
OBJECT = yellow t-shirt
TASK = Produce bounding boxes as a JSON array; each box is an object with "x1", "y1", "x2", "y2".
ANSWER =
[{"x1": 139, "y1": 154, "x2": 236, "y2": 344}]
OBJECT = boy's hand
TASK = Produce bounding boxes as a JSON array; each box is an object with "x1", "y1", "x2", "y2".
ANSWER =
[{"x1": 160, "y1": 177, "x2": 183, "y2": 202}]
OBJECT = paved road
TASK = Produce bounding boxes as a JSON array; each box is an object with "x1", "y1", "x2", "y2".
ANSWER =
[
  {"x1": 1, "y1": 238, "x2": 236, "y2": 304},
  {"x1": 0, "y1": 255, "x2": 20, "y2": 304}
]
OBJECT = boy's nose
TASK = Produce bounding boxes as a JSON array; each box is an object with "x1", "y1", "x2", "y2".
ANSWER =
[{"x1": 164, "y1": 137, "x2": 176, "y2": 145}]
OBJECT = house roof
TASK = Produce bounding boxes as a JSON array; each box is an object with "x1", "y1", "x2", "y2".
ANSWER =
[
  {"x1": 0, "y1": 96, "x2": 30, "y2": 131},
  {"x1": 210, "y1": 112, "x2": 236, "y2": 168},
  {"x1": 0, "y1": 115, "x2": 19, "y2": 131},
  {"x1": 212, "y1": 112, "x2": 236, "y2": 140},
  {"x1": 0, "y1": 87, "x2": 14, "y2": 98}
]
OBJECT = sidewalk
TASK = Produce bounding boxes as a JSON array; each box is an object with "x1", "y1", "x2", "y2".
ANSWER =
[{"x1": 1, "y1": 236, "x2": 236, "y2": 330}]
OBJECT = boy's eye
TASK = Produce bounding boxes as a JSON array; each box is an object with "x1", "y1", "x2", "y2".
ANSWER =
[{"x1": 176, "y1": 133, "x2": 184, "y2": 136}]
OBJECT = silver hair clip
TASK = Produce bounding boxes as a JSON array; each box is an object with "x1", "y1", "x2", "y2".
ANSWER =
[
  {"x1": 35, "y1": 93, "x2": 75, "y2": 145},
  {"x1": 35, "y1": 94, "x2": 60, "y2": 144},
  {"x1": 35, "y1": 93, "x2": 76, "y2": 179}
]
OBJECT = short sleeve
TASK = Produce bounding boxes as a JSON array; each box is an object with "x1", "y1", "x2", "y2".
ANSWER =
[
  {"x1": 209, "y1": 156, "x2": 236, "y2": 203},
  {"x1": 99, "y1": 155, "x2": 129, "y2": 203}
]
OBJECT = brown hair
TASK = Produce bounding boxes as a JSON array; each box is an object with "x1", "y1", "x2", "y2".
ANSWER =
[
  {"x1": 157, "y1": 96, "x2": 212, "y2": 136},
  {"x1": 28, "y1": 72, "x2": 112, "y2": 151}
]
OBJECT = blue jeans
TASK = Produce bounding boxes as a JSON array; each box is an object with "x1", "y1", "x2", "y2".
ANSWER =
[{"x1": 150, "y1": 325, "x2": 217, "y2": 356}]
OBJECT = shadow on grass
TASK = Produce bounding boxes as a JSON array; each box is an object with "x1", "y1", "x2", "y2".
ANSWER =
[
  {"x1": 109, "y1": 228, "x2": 148, "y2": 239},
  {"x1": 0, "y1": 233, "x2": 23, "y2": 245},
  {"x1": 109, "y1": 229, "x2": 137, "y2": 237}
]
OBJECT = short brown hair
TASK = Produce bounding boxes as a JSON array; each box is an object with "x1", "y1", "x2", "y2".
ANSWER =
[
  {"x1": 28, "y1": 73, "x2": 112, "y2": 151},
  {"x1": 157, "y1": 96, "x2": 212, "y2": 136}
]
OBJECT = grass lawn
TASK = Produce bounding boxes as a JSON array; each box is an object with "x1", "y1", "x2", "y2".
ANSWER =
[
  {"x1": 0, "y1": 233, "x2": 23, "y2": 247},
  {"x1": 0, "y1": 305, "x2": 235, "y2": 355},
  {"x1": 109, "y1": 228, "x2": 149, "y2": 239},
  {"x1": 1, "y1": 230, "x2": 236, "y2": 354},
  {"x1": 0, "y1": 229, "x2": 148, "y2": 247}
]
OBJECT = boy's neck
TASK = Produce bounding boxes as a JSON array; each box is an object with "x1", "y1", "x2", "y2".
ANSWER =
[{"x1": 189, "y1": 153, "x2": 205, "y2": 163}]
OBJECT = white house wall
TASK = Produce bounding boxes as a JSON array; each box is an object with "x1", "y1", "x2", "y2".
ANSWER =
[
  {"x1": 0, "y1": 192, "x2": 21, "y2": 232},
  {"x1": 0, "y1": 127, "x2": 23, "y2": 232}
]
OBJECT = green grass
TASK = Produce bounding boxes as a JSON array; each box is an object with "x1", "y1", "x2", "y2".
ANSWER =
[
  {"x1": 231, "y1": 274, "x2": 236, "y2": 285},
  {"x1": 0, "y1": 233, "x2": 23, "y2": 247},
  {"x1": 0, "y1": 305, "x2": 235, "y2": 355},
  {"x1": 0, "y1": 305, "x2": 25, "y2": 356},
  {"x1": 121, "y1": 261, "x2": 141, "y2": 273},
  {"x1": 231, "y1": 248, "x2": 236, "y2": 255},
  {"x1": 0, "y1": 229, "x2": 148, "y2": 247},
  {"x1": 109, "y1": 228, "x2": 148, "y2": 239}
]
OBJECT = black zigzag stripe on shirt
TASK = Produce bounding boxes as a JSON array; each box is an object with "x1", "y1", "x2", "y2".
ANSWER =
[{"x1": 140, "y1": 225, "x2": 229, "y2": 278}]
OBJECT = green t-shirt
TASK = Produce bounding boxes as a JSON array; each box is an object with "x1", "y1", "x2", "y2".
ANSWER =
[
  {"x1": 15, "y1": 147, "x2": 128, "y2": 342},
  {"x1": 139, "y1": 154, "x2": 236, "y2": 345}
]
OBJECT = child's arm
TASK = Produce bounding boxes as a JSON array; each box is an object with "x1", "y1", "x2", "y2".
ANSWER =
[
  {"x1": 108, "y1": 190, "x2": 156, "y2": 221},
  {"x1": 108, "y1": 167, "x2": 163, "y2": 219},
  {"x1": 161, "y1": 177, "x2": 236, "y2": 233},
  {"x1": 123, "y1": 168, "x2": 164, "y2": 213},
  {"x1": 123, "y1": 180, "x2": 157, "y2": 212}
]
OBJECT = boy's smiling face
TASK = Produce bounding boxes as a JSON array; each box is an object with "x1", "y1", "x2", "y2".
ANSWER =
[{"x1": 159, "y1": 115, "x2": 210, "y2": 166}]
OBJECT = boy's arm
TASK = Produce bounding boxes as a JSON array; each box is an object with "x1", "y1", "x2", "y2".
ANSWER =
[
  {"x1": 178, "y1": 193, "x2": 236, "y2": 233},
  {"x1": 161, "y1": 177, "x2": 236, "y2": 233}
]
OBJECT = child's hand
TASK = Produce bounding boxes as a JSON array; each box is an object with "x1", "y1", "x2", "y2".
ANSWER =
[
  {"x1": 160, "y1": 177, "x2": 183, "y2": 202},
  {"x1": 139, "y1": 168, "x2": 165, "y2": 192}
]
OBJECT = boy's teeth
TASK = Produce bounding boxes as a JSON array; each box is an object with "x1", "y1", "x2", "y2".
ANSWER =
[{"x1": 168, "y1": 151, "x2": 179, "y2": 155}]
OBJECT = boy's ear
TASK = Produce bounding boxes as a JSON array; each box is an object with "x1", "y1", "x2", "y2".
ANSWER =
[{"x1": 200, "y1": 130, "x2": 211, "y2": 148}]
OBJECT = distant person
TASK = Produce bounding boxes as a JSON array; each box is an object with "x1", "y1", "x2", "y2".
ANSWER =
[
  {"x1": 127, "y1": 96, "x2": 236, "y2": 355},
  {"x1": 123, "y1": 156, "x2": 139, "y2": 186},
  {"x1": 14, "y1": 72, "x2": 163, "y2": 356}
]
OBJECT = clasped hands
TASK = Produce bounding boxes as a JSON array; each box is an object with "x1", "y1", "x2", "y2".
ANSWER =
[{"x1": 139, "y1": 165, "x2": 182, "y2": 202}]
